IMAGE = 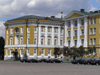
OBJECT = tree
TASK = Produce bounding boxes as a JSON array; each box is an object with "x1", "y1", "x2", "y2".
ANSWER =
[
  {"x1": 23, "y1": 51, "x2": 27, "y2": 59},
  {"x1": 63, "y1": 46, "x2": 79, "y2": 60},
  {"x1": 87, "y1": 46, "x2": 96, "y2": 57},
  {"x1": 12, "y1": 50, "x2": 18, "y2": 60},
  {"x1": 54, "y1": 47, "x2": 62, "y2": 58},
  {"x1": 0, "y1": 37, "x2": 5, "y2": 60},
  {"x1": 63, "y1": 47, "x2": 72, "y2": 57},
  {"x1": 78, "y1": 46, "x2": 86, "y2": 58}
]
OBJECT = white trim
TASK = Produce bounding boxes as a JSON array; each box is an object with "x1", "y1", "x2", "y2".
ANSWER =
[
  {"x1": 70, "y1": 20, "x2": 73, "y2": 47},
  {"x1": 77, "y1": 19, "x2": 80, "y2": 47},
  {"x1": 45, "y1": 26, "x2": 47, "y2": 45},
  {"x1": 84, "y1": 17, "x2": 87, "y2": 47},
  {"x1": 52, "y1": 26, "x2": 54, "y2": 45},
  {"x1": 58, "y1": 27, "x2": 60, "y2": 46},
  {"x1": 65, "y1": 11, "x2": 85, "y2": 19},
  {"x1": 5, "y1": 45, "x2": 64, "y2": 48}
]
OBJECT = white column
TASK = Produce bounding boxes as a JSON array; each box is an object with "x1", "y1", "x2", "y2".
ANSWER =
[
  {"x1": 64, "y1": 20, "x2": 68, "y2": 47},
  {"x1": 45, "y1": 26, "x2": 48, "y2": 45},
  {"x1": 52, "y1": 26, "x2": 54, "y2": 45},
  {"x1": 77, "y1": 19, "x2": 80, "y2": 48},
  {"x1": 84, "y1": 17, "x2": 87, "y2": 47},
  {"x1": 70, "y1": 20, "x2": 73, "y2": 47},
  {"x1": 38, "y1": 26, "x2": 41, "y2": 45},
  {"x1": 58, "y1": 27, "x2": 60, "y2": 46}
]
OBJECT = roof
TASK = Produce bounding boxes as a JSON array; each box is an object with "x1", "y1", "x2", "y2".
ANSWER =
[
  {"x1": 7, "y1": 15, "x2": 63, "y2": 21},
  {"x1": 74, "y1": 10, "x2": 100, "y2": 16}
]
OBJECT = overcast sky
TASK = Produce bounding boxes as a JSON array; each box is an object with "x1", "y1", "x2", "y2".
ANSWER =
[{"x1": 0, "y1": 0, "x2": 100, "y2": 38}]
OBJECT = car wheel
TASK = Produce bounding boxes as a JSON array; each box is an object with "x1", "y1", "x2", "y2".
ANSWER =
[{"x1": 96, "y1": 63, "x2": 98, "y2": 66}]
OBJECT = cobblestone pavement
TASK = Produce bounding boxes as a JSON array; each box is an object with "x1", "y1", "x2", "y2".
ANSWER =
[{"x1": 0, "y1": 62, "x2": 100, "y2": 75}]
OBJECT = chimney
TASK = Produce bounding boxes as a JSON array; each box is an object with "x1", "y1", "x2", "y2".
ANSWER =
[
  {"x1": 80, "y1": 9, "x2": 85, "y2": 12},
  {"x1": 61, "y1": 12, "x2": 63, "y2": 19}
]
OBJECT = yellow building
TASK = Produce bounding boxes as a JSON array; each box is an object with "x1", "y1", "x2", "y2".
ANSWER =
[
  {"x1": 64, "y1": 9, "x2": 100, "y2": 58},
  {"x1": 4, "y1": 15, "x2": 64, "y2": 60}
]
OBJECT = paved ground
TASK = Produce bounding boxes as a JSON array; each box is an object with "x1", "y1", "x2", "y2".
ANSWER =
[{"x1": 0, "y1": 62, "x2": 100, "y2": 75}]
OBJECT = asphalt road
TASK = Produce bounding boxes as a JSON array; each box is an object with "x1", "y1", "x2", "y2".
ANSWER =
[{"x1": 0, "y1": 62, "x2": 100, "y2": 75}]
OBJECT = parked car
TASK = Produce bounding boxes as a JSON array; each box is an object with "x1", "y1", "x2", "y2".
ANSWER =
[
  {"x1": 71, "y1": 59, "x2": 82, "y2": 64},
  {"x1": 38, "y1": 59, "x2": 47, "y2": 63},
  {"x1": 78, "y1": 59, "x2": 85, "y2": 64},
  {"x1": 20, "y1": 58, "x2": 28, "y2": 63},
  {"x1": 46, "y1": 59, "x2": 54, "y2": 63},
  {"x1": 53, "y1": 59, "x2": 63, "y2": 63},
  {"x1": 90, "y1": 59, "x2": 100, "y2": 65},
  {"x1": 31, "y1": 59, "x2": 38, "y2": 63}
]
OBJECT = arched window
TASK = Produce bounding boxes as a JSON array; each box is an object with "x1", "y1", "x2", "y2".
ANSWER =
[{"x1": 15, "y1": 28, "x2": 19, "y2": 33}]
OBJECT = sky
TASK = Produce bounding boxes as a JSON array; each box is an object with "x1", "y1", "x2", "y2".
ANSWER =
[{"x1": 0, "y1": 0, "x2": 100, "y2": 38}]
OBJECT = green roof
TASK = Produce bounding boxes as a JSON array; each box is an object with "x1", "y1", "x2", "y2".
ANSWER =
[
  {"x1": 7, "y1": 15, "x2": 63, "y2": 21},
  {"x1": 74, "y1": 10, "x2": 100, "y2": 16}
]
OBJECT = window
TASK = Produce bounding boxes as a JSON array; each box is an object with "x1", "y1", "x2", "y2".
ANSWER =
[
  {"x1": 94, "y1": 18, "x2": 96, "y2": 24},
  {"x1": 10, "y1": 38, "x2": 13, "y2": 45},
  {"x1": 74, "y1": 20, "x2": 77, "y2": 27},
  {"x1": 41, "y1": 27, "x2": 44, "y2": 32},
  {"x1": 48, "y1": 39, "x2": 50, "y2": 45},
  {"x1": 6, "y1": 49, "x2": 8, "y2": 56},
  {"x1": 41, "y1": 49, "x2": 44, "y2": 54},
  {"x1": 90, "y1": 28, "x2": 92, "y2": 35},
  {"x1": 18, "y1": 39, "x2": 19, "y2": 44},
  {"x1": 68, "y1": 40, "x2": 70, "y2": 46},
  {"x1": 21, "y1": 38, "x2": 23, "y2": 45},
  {"x1": 60, "y1": 28, "x2": 63, "y2": 33},
  {"x1": 48, "y1": 27, "x2": 50, "y2": 32},
  {"x1": 11, "y1": 28, "x2": 13, "y2": 34},
  {"x1": 68, "y1": 22, "x2": 71, "y2": 28},
  {"x1": 68, "y1": 31, "x2": 71, "y2": 37},
  {"x1": 10, "y1": 49, "x2": 12, "y2": 55},
  {"x1": 34, "y1": 38, "x2": 37, "y2": 44},
  {"x1": 54, "y1": 39, "x2": 57, "y2": 45},
  {"x1": 94, "y1": 28, "x2": 96, "y2": 35},
  {"x1": 48, "y1": 49, "x2": 51, "y2": 55},
  {"x1": 94, "y1": 38, "x2": 96, "y2": 45},
  {"x1": 54, "y1": 28, "x2": 57, "y2": 33},
  {"x1": 60, "y1": 40, "x2": 63, "y2": 46},
  {"x1": 21, "y1": 49, "x2": 23, "y2": 55},
  {"x1": 74, "y1": 30, "x2": 77, "y2": 37},
  {"x1": 81, "y1": 19, "x2": 84, "y2": 26},
  {"x1": 81, "y1": 29, "x2": 84, "y2": 36},
  {"x1": 27, "y1": 27, "x2": 30, "y2": 32},
  {"x1": 41, "y1": 38, "x2": 44, "y2": 45},
  {"x1": 74, "y1": 40, "x2": 77, "y2": 46},
  {"x1": 90, "y1": 18, "x2": 92, "y2": 24},
  {"x1": 34, "y1": 49, "x2": 37, "y2": 54},
  {"x1": 28, "y1": 38, "x2": 30, "y2": 44},
  {"x1": 27, "y1": 49, "x2": 29, "y2": 55},
  {"x1": 21, "y1": 27, "x2": 23, "y2": 33},
  {"x1": 90, "y1": 39, "x2": 92, "y2": 45},
  {"x1": 81, "y1": 39, "x2": 84, "y2": 46},
  {"x1": 34, "y1": 27, "x2": 37, "y2": 32}
]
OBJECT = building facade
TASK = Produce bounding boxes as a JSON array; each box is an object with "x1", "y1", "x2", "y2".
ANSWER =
[
  {"x1": 4, "y1": 15, "x2": 64, "y2": 60},
  {"x1": 64, "y1": 9, "x2": 100, "y2": 58}
]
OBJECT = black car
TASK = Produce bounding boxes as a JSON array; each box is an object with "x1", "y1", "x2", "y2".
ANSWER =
[
  {"x1": 53, "y1": 59, "x2": 63, "y2": 63},
  {"x1": 20, "y1": 58, "x2": 28, "y2": 63},
  {"x1": 90, "y1": 59, "x2": 100, "y2": 65},
  {"x1": 78, "y1": 59, "x2": 85, "y2": 64},
  {"x1": 39, "y1": 59, "x2": 47, "y2": 63},
  {"x1": 31, "y1": 59, "x2": 38, "y2": 63},
  {"x1": 71, "y1": 59, "x2": 79, "y2": 64},
  {"x1": 46, "y1": 59, "x2": 54, "y2": 63}
]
